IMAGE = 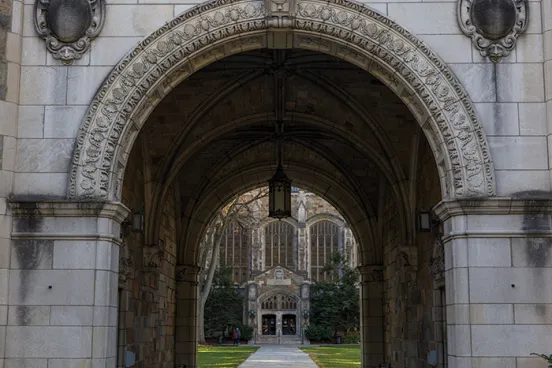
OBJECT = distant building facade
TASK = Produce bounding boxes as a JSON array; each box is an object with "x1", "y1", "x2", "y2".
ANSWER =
[{"x1": 219, "y1": 189, "x2": 358, "y2": 342}]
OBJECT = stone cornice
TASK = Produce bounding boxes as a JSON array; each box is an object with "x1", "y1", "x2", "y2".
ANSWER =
[
  {"x1": 9, "y1": 201, "x2": 131, "y2": 223},
  {"x1": 434, "y1": 197, "x2": 552, "y2": 220}
]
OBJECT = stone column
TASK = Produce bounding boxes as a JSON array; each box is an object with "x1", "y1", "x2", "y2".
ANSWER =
[
  {"x1": 5, "y1": 201, "x2": 129, "y2": 368},
  {"x1": 175, "y1": 265, "x2": 200, "y2": 368},
  {"x1": 359, "y1": 265, "x2": 385, "y2": 368},
  {"x1": 434, "y1": 198, "x2": 552, "y2": 368}
]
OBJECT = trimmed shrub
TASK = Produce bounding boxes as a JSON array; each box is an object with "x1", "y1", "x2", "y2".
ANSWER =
[{"x1": 305, "y1": 324, "x2": 333, "y2": 342}]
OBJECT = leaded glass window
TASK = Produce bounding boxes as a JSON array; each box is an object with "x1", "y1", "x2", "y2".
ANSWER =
[
  {"x1": 309, "y1": 220, "x2": 340, "y2": 281},
  {"x1": 220, "y1": 221, "x2": 249, "y2": 283},
  {"x1": 264, "y1": 221, "x2": 296, "y2": 269}
]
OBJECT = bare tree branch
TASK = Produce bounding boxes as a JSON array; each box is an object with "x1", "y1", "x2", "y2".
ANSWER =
[{"x1": 197, "y1": 188, "x2": 268, "y2": 343}]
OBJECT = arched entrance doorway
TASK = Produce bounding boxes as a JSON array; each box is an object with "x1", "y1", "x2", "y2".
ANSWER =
[
  {"x1": 68, "y1": 0, "x2": 494, "y2": 203},
  {"x1": 66, "y1": 1, "x2": 493, "y2": 367}
]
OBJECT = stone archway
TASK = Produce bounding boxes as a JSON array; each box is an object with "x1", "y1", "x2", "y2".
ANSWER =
[{"x1": 68, "y1": 0, "x2": 495, "y2": 202}]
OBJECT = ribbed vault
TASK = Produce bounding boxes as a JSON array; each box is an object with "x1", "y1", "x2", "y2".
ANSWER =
[{"x1": 126, "y1": 49, "x2": 438, "y2": 266}]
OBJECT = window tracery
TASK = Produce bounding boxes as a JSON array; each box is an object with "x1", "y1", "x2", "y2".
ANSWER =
[
  {"x1": 260, "y1": 294, "x2": 298, "y2": 310},
  {"x1": 265, "y1": 221, "x2": 296, "y2": 269},
  {"x1": 309, "y1": 220, "x2": 340, "y2": 281},
  {"x1": 220, "y1": 221, "x2": 249, "y2": 283}
]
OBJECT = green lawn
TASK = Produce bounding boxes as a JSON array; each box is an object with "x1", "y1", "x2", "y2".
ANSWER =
[
  {"x1": 198, "y1": 345, "x2": 259, "y2": 368},
  {"x1": 300, "y1": 345, "x2": 361, "y2": 367}
]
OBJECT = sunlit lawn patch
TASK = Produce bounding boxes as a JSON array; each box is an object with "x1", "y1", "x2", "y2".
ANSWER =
[
  {"x1": 198, "y1": 345, "x2": 259, "y2": 368},
  {"x1": 300, "y1": 345, "x2": 361, "y2": 367}
]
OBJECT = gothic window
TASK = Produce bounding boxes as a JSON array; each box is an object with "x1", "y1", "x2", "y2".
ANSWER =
[
  {"x1": 309, "y1": 220, "x2": 340, "y2": 281},
  {"x1": 281, "y1": 295, "x2": 297, "y2": 310},
  {"x1": 261, "y1": 295, "x2": 278, "y2": 310},
  {"x1": 261, "y1": 294, "x2": 297, "y2": 310},
  {"x1": 220, "y1": 221, "x2": 249, "y2": 284},
  {"x1": 265, "y1": 221, "x2": 296, "y2": 269}
]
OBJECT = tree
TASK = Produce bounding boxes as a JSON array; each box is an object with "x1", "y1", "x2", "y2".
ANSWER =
[
  {"x1": 203, "y1": 267, "x2": 243, "y2": 337},
  {"x1": 308, "y1": 251, "x2": 360, "y2": 338},
  {"x1": 197, "y1": 188, "x2": 267, "y2": 344}
]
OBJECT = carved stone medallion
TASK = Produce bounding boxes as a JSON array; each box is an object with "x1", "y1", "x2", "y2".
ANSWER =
[
  {"x1": 458, "y1": 0, "x2": 527, "y2": 62},
  {"x1": 34, "y1": 0, "x2": 106, "y2": 64}
]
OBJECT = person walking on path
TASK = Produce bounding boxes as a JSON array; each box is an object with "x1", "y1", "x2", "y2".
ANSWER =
[{"x1": 233, "y1": 327, "x2": 241, "y2": 345}]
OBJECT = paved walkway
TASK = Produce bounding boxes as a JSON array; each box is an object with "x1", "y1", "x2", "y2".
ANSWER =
[{"x1": 239, "y1": 345, "x2": 318, "y2": 367}]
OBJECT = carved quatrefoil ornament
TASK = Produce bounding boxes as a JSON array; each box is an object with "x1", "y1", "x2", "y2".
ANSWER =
[
  {"x1": 458, "y1": 0, "x2": 528, "y2": 62},
  {"x1": 34, "y1": 0, "x2": 105, "y2": 64}
]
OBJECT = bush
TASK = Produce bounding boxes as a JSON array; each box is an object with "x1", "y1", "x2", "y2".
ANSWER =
[
  {"x1": 305, "y1": 324, "x2": 333, "y2": 342},
  {"x1": 237, "y1": 324, "x2": 254, "y2": 341},
  {"x1": 342, "y1": 333, "x2": 360, "y2": 344}
]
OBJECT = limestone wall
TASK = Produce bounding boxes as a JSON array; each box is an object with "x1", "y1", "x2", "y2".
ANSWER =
[
  {"x1": 0, "y1": 0, "x2": 21, "y2": 365},
  {"x1": 8, "y1": 0, "x2": 550, "y2": 198},
  {"x1": 380, "y1": 138, "x2": 446, "y2": 368},
  {"x1": 118, "y1": 140, "x2": 177, "y2": 368}
]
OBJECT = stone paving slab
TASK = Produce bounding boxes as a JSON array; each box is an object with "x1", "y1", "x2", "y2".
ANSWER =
[{"x1": 238, "y1": 345, "x2": 319, "y2": 367}]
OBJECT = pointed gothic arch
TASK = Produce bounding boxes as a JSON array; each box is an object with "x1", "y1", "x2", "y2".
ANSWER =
[{"x1": 68, "y1": 0, "x2": 495, "y2": 201}]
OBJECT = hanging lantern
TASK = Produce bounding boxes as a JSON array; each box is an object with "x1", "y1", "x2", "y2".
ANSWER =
[{"x1": 268, "y1": 164, "x2": 292, "y2": 219}]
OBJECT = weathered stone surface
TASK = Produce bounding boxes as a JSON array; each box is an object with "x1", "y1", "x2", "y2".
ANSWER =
[
  {"x1": 10, "y1": 240, "x2": 53, "y2": 270},
  {"x1": 50, "y1": 306, "x2": 93, "y2": 326},
  {"x1": 7, "y1": 306, "x2": 50, "y2": 326},
  {"x1": 3, "y1": 359, "x2": 47, "y2": 368},
  {"x1": 472, "y1": 325, "x2": 552, "y2": 356},
  {"x1": 52, "y1": 241, "x2": 96, "y2": 269},
  {"x1": 470, "y1": 304, "x2": 513, "y2": 324},
  {"x1": 15, "y1": 139, "x2": 73, "y2": 173},
  {"x1": 8, "y1": 270, "x2": 95, "y2": 305},
  {"x1": 468, "y1": 238, "x2": 511, "y2": 267},
  {"x1": 44, "y1": 106, "x2": 87, "y2": 139},
  {"x1": 470, "y1": 266, "x2": 552, "y2": 303},
  {"x1": 514, "y1": 304, "x2": 552, "y2": 324},
  {"x1": 512, "y1": 238, "x2": 552, "y2": 267},
  {"x1": 5, "y1": 326, "x2": 92, "y2": 358}
]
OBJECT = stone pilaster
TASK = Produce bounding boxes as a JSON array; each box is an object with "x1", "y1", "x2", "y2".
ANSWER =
[
  {"x1": 5, "y1": 201, "x2": 129, "y2": 368},
  {"x1": 175, "y1": 264, "x2": 200, "y2": 368},
  {"x1": 434, "y1": 197, "x2": 552, "y2": 368},
  {"x1": 359, "y1": 265, "x2": 385, "y2": 368}
]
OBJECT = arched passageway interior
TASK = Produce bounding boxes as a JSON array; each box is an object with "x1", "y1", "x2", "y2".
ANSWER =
[{"x1": 117, "y1": 48, "x2": 448, "y2": 368}]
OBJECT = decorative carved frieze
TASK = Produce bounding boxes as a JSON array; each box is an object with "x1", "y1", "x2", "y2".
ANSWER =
[
  {"x1": 34, "y1": 0, "x2": 106, "y2": 64},
  {"x1": 68, "y1": 0, "x2": 496, "y2": 202},
  {"x1": 458, "y1": 0, "x2": 528, "y2": 62}
]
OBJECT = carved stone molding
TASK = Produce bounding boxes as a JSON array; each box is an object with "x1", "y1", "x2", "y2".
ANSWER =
[
  {"x1": 68, "y1": 0, "x2": 496, "y2": 202},
  {"x1": 34, "y1": 0, "x2": 106, "y2": 64},
  {"x1": 458, "y1": 0, "x2": 528, "y2": 62},
  {"x1": 143, "y1": 242, "x2": 165, "y2": 269},
  {"x1": 119, "y1": 240, "x2": 134, "y2": 284},
  {"x1": 176, "y1": 264, "x2": 201, "y2": 284},
  {"x1": 358, "y1": 265, "x2": 383, "y2": 282},
  {"x1": 429, "y1": 237, "x2": 445, "y2": 283}
]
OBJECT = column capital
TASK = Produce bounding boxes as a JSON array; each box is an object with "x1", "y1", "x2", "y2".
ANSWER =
[
  {"x1": 357, "y1": 265, "x2": 383, "y2": 282},
  {"x1": 434, "y1": 196, "x2": 552, "y2": 220},
  {"x1": 10, "y1": 201, "x2": 130, "y2": 243},
  {"x1": 10, "y1": 201, "x2": 131, "y2": 222},
  {"x1": 176, "y1": 264, "x2": 201, "y2": 284},
  {"x1": 434, "y1": 197, "x2": 552, "y2": 240}
]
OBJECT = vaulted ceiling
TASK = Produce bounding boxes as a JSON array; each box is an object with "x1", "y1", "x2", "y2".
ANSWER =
[{"x1": 134, "y1": 49, "x2": 439, "y2": 264}]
